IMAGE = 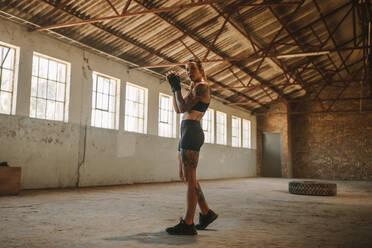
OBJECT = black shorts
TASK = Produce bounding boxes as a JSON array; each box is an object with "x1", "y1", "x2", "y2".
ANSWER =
[{"x1": 178, "y1": 120, "x2": 205, "y2": 152}]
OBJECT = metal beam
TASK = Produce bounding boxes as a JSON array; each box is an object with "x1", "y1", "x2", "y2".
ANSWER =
[
  {"x1": 33, "y1": 0, "x2": 261, "y2": 111},
  {"x1": 134, "y1": 47, "x2": 371, "y2": 69},
  {"x1": 208, "y1": 77, "x2": 267, "y2": 109},
  {"x1": 288, "y1": 96, "x2": 372, "y2": 103},
  {"x1": 255, "y1": 109, "x2": 372, "y2": 115},
  {"x1": 212, "y1": 4, "x2": 306, "y2": 99},
  {"x1": 33, "y1": 0, "x2": 235, "y2": 31},
  {"x1": 104, "y1": 0, "x2": 119, "y2": 15},
  {"x1": 203, "y1": 14, "x2": 230, "y2": 60},
  {"x1": 121, "y1": 0, "x2": 132, "y2": 15},
  {"x1": 272, "y1": 1, "x2": 351, "y2": 46},
  {"x1": 132, "y1": 0, "x2": 286, "y2": 99},
  {"x1": 313, "y1": 0, "x2": 352, "y2": 75},
  {"x1": 140, "y1": 14, "x2": 221, "y2": 62},
  {"x1": 239, "y1": 1, "x2": 304, "y2": 7}
]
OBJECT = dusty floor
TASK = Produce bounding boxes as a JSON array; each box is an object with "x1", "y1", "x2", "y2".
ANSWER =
[{"x1": 1, "y1": 178, "x2": 372, "y2": 248}]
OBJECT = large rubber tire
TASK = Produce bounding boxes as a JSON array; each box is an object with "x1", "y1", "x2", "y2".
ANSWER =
[{"x1": 289, "y1": 181, "x2": 337, "y2": 196}]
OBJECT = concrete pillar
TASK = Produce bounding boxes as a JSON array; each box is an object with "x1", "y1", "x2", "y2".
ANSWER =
[
  {"x1": 226, "y1": 113, "x2": 232, "y2": 146},
  {"x1": 287, "y1": 102, "x2": 293, "y2": 178},
  {"x1": 147, "y1": 87, "x2": 159, "y2": 136},
  {"x1": 118, "y1": 79, "x2": 126, "y2": 131},
  {"x1": 15, "y1": 47, "x2": 32, "y2": 117}
]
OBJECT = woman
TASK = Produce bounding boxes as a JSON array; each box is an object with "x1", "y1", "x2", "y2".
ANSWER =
[{"x1": 165, "y1": 59, "x2": 218, "y2": 235}]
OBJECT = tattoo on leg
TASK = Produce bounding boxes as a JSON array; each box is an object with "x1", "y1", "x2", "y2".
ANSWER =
[
  {"x1": 181, "y1": 149, "x2": 199, "y2": 168},
  {"x1": 195, "y1": 182, "x2": 206, "y2": 203}
]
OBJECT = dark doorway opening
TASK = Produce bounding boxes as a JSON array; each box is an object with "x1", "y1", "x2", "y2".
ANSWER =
[{"x1": 262, "y1": 132, "x2": 282, "y2": 177}]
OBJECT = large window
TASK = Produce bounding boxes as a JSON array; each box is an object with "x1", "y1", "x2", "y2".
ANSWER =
[
  {"x1": 30, "y1": 53, "x2": 70, "y2": 122},
  {"x1": 125, "y1": 82, "x2": 147, "y2": 133},
  {"x1": 242, "y1": 119, "x2": 251, "y2": 148},
  {"x1": 91, "y1": 72, "x2": 120, "y2": 129},
  {"x1": 232, "y1": 116, "x2": 241, "y2": 147},
  {"x1": 202, "y1": 108, "x2": 214, "y2": 143},
  {"x1": 216, "y1": 111, "x2": 227, "y2": 145},
  {"x1": 0, "y1": 42, "x2": 18, "y2": 115},
  {"x1": 159, "y1": 93, "x2": 176, "y2": 138}
]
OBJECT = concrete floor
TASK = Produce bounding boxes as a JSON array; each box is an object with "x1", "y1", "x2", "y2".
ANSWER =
[{"x1": 1, "y1": 178, "x2": 372, "y2": 248}]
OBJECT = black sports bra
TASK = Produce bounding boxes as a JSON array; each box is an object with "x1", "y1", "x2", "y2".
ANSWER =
[{"x1": 191, "y1": 101, "x2": 210, "y2": 112}]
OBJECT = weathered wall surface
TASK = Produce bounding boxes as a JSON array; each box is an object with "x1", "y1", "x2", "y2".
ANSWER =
[
  {"x1": 256, "y1": 101, "x2": 292, "y2": 178},
  {"x1": 0, "y1": 115, "x2": 80, "y2": 189},
  {"x1": 0, "y1": 114, "x2": 256, "y2": 189},
  {"x1": 291, "y1": 82, "x2": 372, "y2": 180},
  {"x1": 79, "y1": 128, "x2": 256, "y2": 187},
  {"x1": 0, "y1": 18, "x2": 257, "y2": 189},
  {"x1": 292, "y1": 112, "x2": 372, "y2": 180}
]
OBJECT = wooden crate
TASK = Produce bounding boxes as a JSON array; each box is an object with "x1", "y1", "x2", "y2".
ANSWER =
[{"x1": 0, "y1": 167, "x2": 21, "y2": 196}]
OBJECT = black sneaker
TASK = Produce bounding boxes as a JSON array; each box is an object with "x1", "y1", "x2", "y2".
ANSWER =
[
  {"x1": 166, "y1": 218, "x2": 197, "y2": 235},
  {"x1": 196, "y1": 209, "x2": 218, "y2": 230}
]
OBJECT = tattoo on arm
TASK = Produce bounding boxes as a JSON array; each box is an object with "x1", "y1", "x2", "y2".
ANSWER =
[
  {"x1": 175, "y1": 84, "x2": 208, "y2": 113},
  {"x1": 195, "y1": 84, "x2": 208, "y2": 97}
]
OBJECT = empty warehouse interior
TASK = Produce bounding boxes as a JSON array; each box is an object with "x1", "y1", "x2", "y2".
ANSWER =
[{"x1": 0, "y1": 0, "x2": 371, "y2": 247}]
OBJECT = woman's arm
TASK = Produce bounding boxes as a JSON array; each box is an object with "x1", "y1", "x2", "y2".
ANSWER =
[
  {"x1": 172, "y1": 95, "x2": 180, "y2": 113},
  {"x1": 172, "y1": 81, "x2": 194, "y2": 113}
]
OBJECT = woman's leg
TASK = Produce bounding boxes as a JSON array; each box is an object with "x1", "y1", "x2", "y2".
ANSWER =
[
  {"x1": 182, "y1": 149, "x2": 203, "y2": 225},
  {"x1": 196, "y1": 182, "x2": 210, "y2": 215},
  {"x1": 178, "y1": 152, "x2": 185, "y2": 182}
]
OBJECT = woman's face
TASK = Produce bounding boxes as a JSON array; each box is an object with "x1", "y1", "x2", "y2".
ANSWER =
[{"x1": 186, "y1": 62, "x2": 203, "y2": 82}]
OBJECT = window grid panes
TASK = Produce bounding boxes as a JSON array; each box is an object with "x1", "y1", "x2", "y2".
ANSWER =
[
  {"x1": 216, "y1": 111, "x2": 227, "y2": 145},
  {"x1": 0, "y1": 43, "x2": 16, "y2": 115},
  {"x1": 125, "y1": 83, "x2": 147, "y2": 133},
  {"x1": 91, "y1": 72, "x2": 119, "y2": 129},
  {"x1": 30, "y1": 53, "x2": 69, "y2": 122},
  {"x1": 243, "y1": 119, "x2": 251, "y2": 148},
  {"x1": 232, "y1": 116, "x2": 241, "y2": 147},
  {"x1": 158, "y1": 93, "x2": 176, "y2": 138},
  {"x1": 202, "y1": 108, "x2": 214, "y2": 143}
]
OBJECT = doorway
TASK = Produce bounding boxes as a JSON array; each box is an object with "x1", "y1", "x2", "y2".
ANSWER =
[{"x1": 262, "y1": 132, "x2": 282, "y2": 177}]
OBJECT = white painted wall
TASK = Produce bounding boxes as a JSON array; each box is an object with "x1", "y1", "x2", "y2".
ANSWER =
[{"x1": 0, "y1": 17, "x2": 256, "y2": 189}]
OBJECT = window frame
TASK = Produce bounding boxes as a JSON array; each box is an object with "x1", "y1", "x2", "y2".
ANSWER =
[
  {"x1": 30, "y1": 52, "x2": 71, "y2": 122},
  {"x1": 242, "y1": 119, "x2": 252, "y2": 149},
  {"x1": 201, "y1": 108, "x2": 214, "y2": 144},
  {"x1": 216, "y1": 111, "x2": 227, "y2": 145},
  {"x1": 231, "y1": 115, "x2": 242, "y2": 147},
  {"x1": 124, "y1": 82, "x2": 148, "y2": 134},
  {"x1": 91, "y1": 71, "x2": 120, "y2": 130},
  {"x1": 158, "y1": 93, "x2": 176, "y2": 138},
  {"x1": 0, "y1": 41, "x2": 19, "y2": 116}
]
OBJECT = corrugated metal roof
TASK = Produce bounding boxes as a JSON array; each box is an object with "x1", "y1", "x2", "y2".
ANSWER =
[{"x1": 0, "y1": 0, "x2": 369, "y2": 112}]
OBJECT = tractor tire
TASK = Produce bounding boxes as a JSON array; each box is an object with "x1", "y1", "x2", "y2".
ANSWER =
[{"x1": 289, "y1": 181, "x2": 337, "y2": 196}]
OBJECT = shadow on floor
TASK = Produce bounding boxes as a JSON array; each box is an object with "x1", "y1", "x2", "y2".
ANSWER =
[
  {"x1": 104, "y1": 231, "x2": 198, "y2": 245},
  {"x1": 273, "y1": 190, "x2": 289, "y2": 194}
]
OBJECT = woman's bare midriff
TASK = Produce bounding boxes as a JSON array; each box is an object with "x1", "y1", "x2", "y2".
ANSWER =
[{"x1": 182, "y1": 110, "x2": 205, "y2": 121}]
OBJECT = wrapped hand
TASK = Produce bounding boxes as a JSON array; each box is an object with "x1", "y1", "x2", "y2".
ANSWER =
[{"x1": 166, "y1": 71, "x2": 181, "y2": 92}]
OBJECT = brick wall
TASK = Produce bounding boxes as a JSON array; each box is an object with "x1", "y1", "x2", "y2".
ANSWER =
[
  {"x1": 291, "y1": 82, "x2": 372, "y2": 180},
  {"x1": 256, "y1": 80, "x2": 372, "y2": 180},
  {"x1": 291, "y1": 110, "x2": 372, "y2": 180}
]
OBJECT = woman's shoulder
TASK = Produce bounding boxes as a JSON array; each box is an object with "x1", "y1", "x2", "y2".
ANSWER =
[
  {"x1": 192, "y1": 81, "x2": 210, "y2": 100},
  {"x1": 194, "y1": 81, "x2": 210, "y2": 88}
]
